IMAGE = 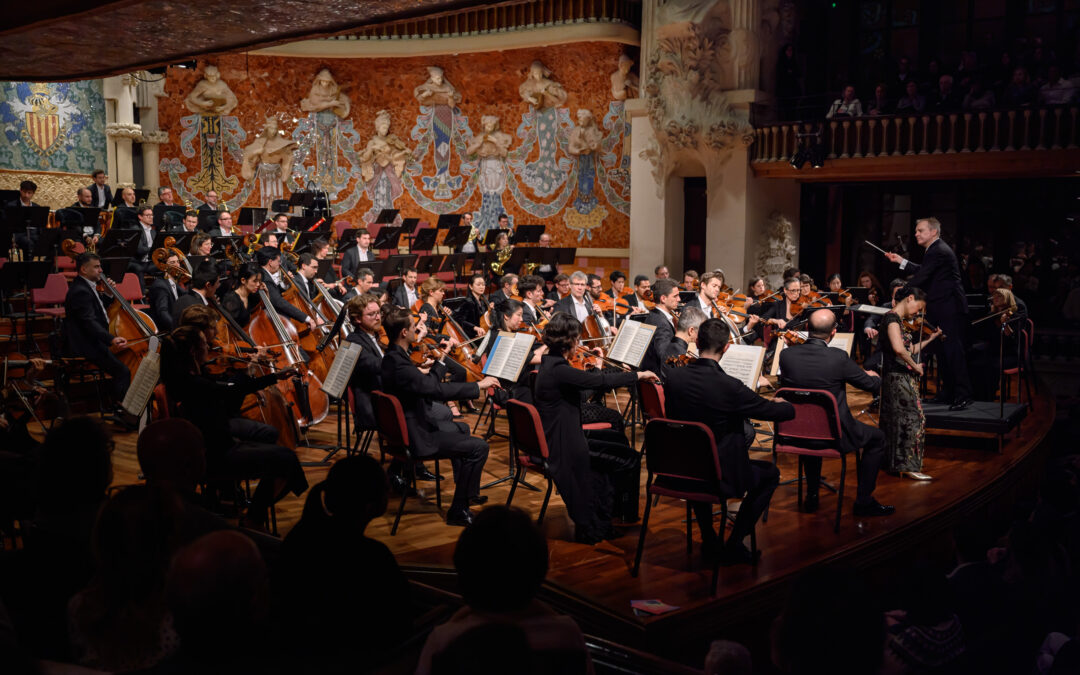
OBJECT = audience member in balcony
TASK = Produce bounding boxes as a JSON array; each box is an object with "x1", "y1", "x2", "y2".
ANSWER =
[
  {"x1": 867, "y1": 83, "x2": 892, "y2": 116},
  {"x1": 826, "y1": 85, "x2": 863, "y2": 119},
  {"x1": 930, "y1": 74, "x2": 962, "y2": 112},
  {"x1": 920, "y1": 58, "x2": 942, "y2": 95},
  {"x1": 776, "y1": 43, "x2": 802, "y2": 120},
  {"x1": 1026, "y1": 39, "x2": 1053, "y2": 85},
  {"x1": 1039, "y1": 65, "x2": 1077, "y2": 106},
  {"x1": 892, "y1": 55, "x2": 916, "y2": 92},
  {"x1": 1003, "y1": 67, "x2": 1038, "y2": 106},
  {"x1": 956, "y1": 50, "x2": 982, "y2": 92},
  {"x1": 896, "y1": 80, "x2": 926, "y2": 114},
  {"x1": 963, "y1": 79, "x2": 997, "y2": 111},
  {"x1": 992, "y1": 51, "x2": 1016, "y2": 92}
]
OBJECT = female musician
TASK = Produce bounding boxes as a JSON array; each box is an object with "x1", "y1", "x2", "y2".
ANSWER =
[
  {"x1": 747, "y1": 277, "x2": 768, "y2": 305},
  {"x1": 534, "y1": 312, "x2": 658, "y2": 544},
  {"x1": 798, "y1": 274, "x2": 818, "y2": 301},
  {"x1": 761, "y1": 277, "x2": 804, "y2": 330},
  {"x1": 159, "y1": 325, "x2": 308, "y2": 529},
  {"x1": 479, "y1": 298, "x2": 546, "y2": 404},
  {"x1": 880, "y1": 286, "x2": 941, "y2": 481},
  {"x1": 857, "y1": 270, "x2": 884, "y2": 305},
  {"x1": 826, "y1": 273, "x2": 855, "y2": 330},
  {"x1": 221, "y1": 263, "x2": 263, "y2": 326},
  {"x1": 455, "y1": 274, "x2": 489, "y2": 337},
  {"x1": 968, "y1": 288, "x2": 1020, "y2": 401},
  {"x1": 190, "y1": 233, "x2": 212, "y2": 257}
]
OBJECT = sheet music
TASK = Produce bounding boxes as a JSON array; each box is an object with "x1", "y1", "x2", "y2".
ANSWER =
[
  {"x1": 720, "y1": 344, "x2": 766, "y2": 391},
  {"x1": 320, "y1": 340, "x2": 362, "y2": 399},
  {"x1": 607, "y1": 320, "x2": 656, "y2": 368},
  {"x1": 122, "y1": 337, "x2": 160, "y2": 416},
  {"x1": 829, "y1": 332, "x2": 854, "y2": 356},
  {"x1": 482, "y1": 331, "x2": 536, "y2": 381},
  {"x1": 852, "y1": 303, "x2": 889, "y2": 315}
]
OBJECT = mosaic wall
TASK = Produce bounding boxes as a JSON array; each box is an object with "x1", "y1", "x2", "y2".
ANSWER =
[
  {"x1": 157, "y1": 43, "x2": 633, "y2": 247},
  {"x1": 0, "y1": 80, "x2": 107, "y2": 173}
]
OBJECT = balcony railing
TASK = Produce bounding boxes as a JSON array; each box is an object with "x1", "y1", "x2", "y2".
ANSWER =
[{"x1": 751, "y1": 105, "x2": 1080, "y2": 164}]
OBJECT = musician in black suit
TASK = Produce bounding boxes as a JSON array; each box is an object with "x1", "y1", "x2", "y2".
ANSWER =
[
  {"x1": 123, "y1": 205, "x2": 159, "y2": 293},
  {"x1": 344, "y1": 293, "x2": 386, "y2": 430},
  {"x1": 196, "y1": 190, "x2": 221, "y2": 215},
  {"x1": 171, "y1": 260, "x2": 221, "y2": 327},
  {"x1": 88, "y1": 170, "x2": 113, "y2": 209},
  {"x1": 151, "y1": 186, "x2": 182, "y2": 230},
  {"x1": 551, "y1": 271, "x2": 602, "y2": 323},
  {"x1": 340, "y1": 228, "x2": 377, "y2": 282},
  {"x1": 487, "y1": 273, "x2": 517, "y2": 308},
  {"x1": 147, "y1": 249, "x2": 185, "y2": 331},
  {"x1": 391, "y1": 267, "x2": 420, "y2": 309},
  {"x1": 518, "y1": 275, "x2": 547, "y2": 326},
  {"x1": 778, "y1": 309, "x2": 894, "y2": 517},
  {"x1": 665, "y1": 318, "x2": 793, "y2": 564},
  {"x1": 8, "y1": 179, "x2": 42, "y2": 257},
  {"x1": 545, "y1": 273, "x2": 570, "y2": 307},
  {"x1": 639, "y1": 279, "x2": 682, "y2": 378},
  {"x1": 886, "y1": 217, "x2": 972, "y2": 409},
  {"x1": 380, "y1": 307, "x2": 501, "y2": 527},
  {"x1": 256, "y1": 246, "x2": 319, "y2": 331},
  {"x1": 455, "y1": 274, "x2": 490, "y2": 337},
  {"x1": 290, "y1": 253, "x2": 321, "y2": 306},
  {"x1": 62, "y1": 252, "x2": 130, "y2": 404}
]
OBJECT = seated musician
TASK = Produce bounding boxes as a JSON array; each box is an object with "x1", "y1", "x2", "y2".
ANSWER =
[
  {"x1": 148, "y1": 249, "x2": 186, "y2": 331},
  {"x1": 266, "y1": 212, "x2": 293, "y2": 246},
  {"x1": 167, "y1": 210, "x2": 200, "y2": 234},
  {"x1": 172, "y1": 260, "x2": 221, "y2": 327},
  {"x1": 189, "y1": 232, "x2": 213, "y2": 256},
  {"x1": 380, "y1": 306, "x2": 501, "y2": 527},
  {"x1": 534, "y1": 313, "x2": 657, "y2": 543},
  {"x1": 488, "y1": 273, "x2": 518, "y2": 308},
  {"x1": 256, "y1": 247, "x2": 321, "y2": 333},
  {"x1": 968, "y1": 287, "x2": 1022, "y2": 401},
  {"x1": 778, "y1": 309, "x2": 893, "y2": 518},
  {"x1": 159, "y1": 325, "x2": 307, "y2": 530},
  {"x1": 62, "y1": 252, "x2": 130, "y2": 408},
  {"x1": 535, "y1": 231, "x2": 557, "y2": 282},
  {"x1": 639, "y1": 279, "x2": 682, "y2": 377},
  {"x1": 455, "y1": 274, "x2": 490, "y2": 337},
  {"x1": 518, "y1": 274, "x2": 548, "y2": 326},
  {"x1": 664, "y1": 318, "x2": 794, "y2": 565},
  {"x1": 478, "y1": 299, "x2": 545, "y2": 405},
  {"x1": 127, "y1": 205, "x2": 158, "y2": 287},
  {"x1": 221, "y1": 263, "x2": 263, "y2": 326},
  {"x1": 623, "y1": 275, "x2": 652, "y2": 313},
  {"x1": 344, "y1": 293, "x2": 386, "y2": 430},
  {"x1": 759, "y1": 276, "x2": 803, "y2": 331},
  {"x1": 72, "y1": 187, "x2": 94, "y2": 209},
  {"x1": 418, "y1": 277, "x2": 469, "y2": 414},
  {"x1": 586, "y1": 274, "x2": 606, "y2": 306},
  {"x1": 290, "y1": 253, "x2": 321, "y2": 305},
  {"x1": 310, "y1": 238, "x2": 352, "y2": 301},
  {"x1": 152, "y1": 186, "x2": 179, "y2": 230},
  {"x1": 210, "y1": 210, "x2": 237, "y2": 238},
  {"x1": 391, "y1": 266, "x2": 420, "y2": 309},
  {"x1": 545, "y1": 273, "x2": 570, "y2": 307},
  {"x1": 682, "y1": 269, "x2": 699, "y2": 291},
  {"x1": 659, "y1": 305, "x2": 706, "y2": 381},
  {"x1": 551, "y1": 271, "x2": 602, "y2": 324}
]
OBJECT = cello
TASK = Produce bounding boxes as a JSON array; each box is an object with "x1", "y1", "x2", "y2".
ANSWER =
[{"x1": 278, "y1": 273, "x2": 334, "y2": 382}]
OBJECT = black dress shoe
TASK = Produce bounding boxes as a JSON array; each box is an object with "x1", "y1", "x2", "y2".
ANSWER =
[
  {"x1": 949, "y1": 398, "x2": 974, "y2": 411},
  {"x1": 446, "y1": 506, "x2": 474, "y2": 527},
  {"x1": 461, "y1": 401, "x2": 479, "y2": 414},
  {"x1": 853, "y1": 499, "x2": 895, "y2": 517},
  {"x1": 414, "y1": 466, "x2": 443, "y2": 481},
  {"x1": 468, "y1": 495, "x2": 488, "y2": 506},
  {"x1": 719, "y1": 542, "x2": 762, "y2": 566},
  {"x1": 802, "y1": 494, "x2": 820, "y2": 513},
  {"x1": 924, "y1": 395, "x2": 950, "y2": 405},
  {"x1": 388, "y1": 473, "x2": 418, "y2": 496}
]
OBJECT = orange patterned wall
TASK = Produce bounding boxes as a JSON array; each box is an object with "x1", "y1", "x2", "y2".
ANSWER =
[{"x1": 157, "y1": 42, "x2": 632, "y2": 248}]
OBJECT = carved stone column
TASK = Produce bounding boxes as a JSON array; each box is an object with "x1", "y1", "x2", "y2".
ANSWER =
[
  {"x1": 104, "y1": 74, "x2": 141, "y2": 188},
  {"x1": 137, "y1": 72, "x2": 169, "y2": 201},
  {"x1": 140, "y1": 130, "x2": 168, "y2": 200}
]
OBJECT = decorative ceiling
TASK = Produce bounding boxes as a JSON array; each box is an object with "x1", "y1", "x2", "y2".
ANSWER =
[{"x1": 0, "y1": 0, "x2": 493, "y2": 82}]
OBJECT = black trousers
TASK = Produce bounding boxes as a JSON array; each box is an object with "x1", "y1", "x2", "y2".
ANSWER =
[
  {"x1": 803, "y1": 424, "x2": 885, "y2": 503},
  {"x1": 929, "y1": 309, "x2": 972, "y2": 402},
  {"x1": 91, "y1": 349, "x2": 130, "y2": 404},
  {"x1": 427, "y1": 419, "x2": 489, "y2": 510},
  {"x1": 219, "y1": 440, "x2": 308, "y2": 509},
  {"x1": 586, "y1": 429, "x2": 640, "y2": 522},
  {"x1": 228, "y1": 418, "x2": 279, "y2": 444},
  {"x1": 691, "y1": 460, "x2": 779, "y2": 546}
]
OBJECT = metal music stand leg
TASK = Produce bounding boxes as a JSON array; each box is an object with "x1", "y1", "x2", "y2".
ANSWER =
[{"x1": 300, "y1": 397, "x2": 347, "y2": 466}]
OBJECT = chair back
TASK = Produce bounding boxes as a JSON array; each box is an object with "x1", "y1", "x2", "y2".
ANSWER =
[
  {"x1": 505, "y1": 399, "x2": 550, "y2": 460},
  {"x1": 638, "y1": 379, "x2": 666, "y2": 420},
  {"x1": 333, "y1": 219, "x2": 352, "y2": 241},
  {"x1": 118, "y1": 273, "x2": 144, "y2": 302},
  {"x1": 773, "y1": 388, "x2": 842, "y2": 444},
  {"x1": 32, "y1": 273, "x2": 68, "y2": 306},
  {"x1": 151, "y1": 383, "x2": 172, "y2": 419},
  {"x1": 643, "y1": 419, "x2": 722, "y2": 482},
  {"x1": 371, "y1": 390, "x2": 409, "y2": 450}
]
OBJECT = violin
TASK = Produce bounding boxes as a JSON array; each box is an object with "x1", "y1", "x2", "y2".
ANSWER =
[
  {"x1": 901, "y1": 315, "x2": 945, "y2": 340},
  {"x1": 640, "y1": 290, "x2": 656, "y2": 310},
  {"x1": 664, "y1": 353, "x2": 697, "y2": 368}
]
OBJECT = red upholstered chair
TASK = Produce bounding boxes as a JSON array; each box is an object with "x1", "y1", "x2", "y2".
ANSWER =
[
  {"x1": 346, "y1": 388, "x2": 376, "y2": 457},
  {"x1": 771, "y1": 388, "x2": 847, "y2": 533},
  {"x1": 633, "y1": 418, "x2": 753, "y2": 594},
  {"x1": 151, "y1": 384, "x2": 172, "y2": 420},
  {"x1": 372, "y1": 390, "x2": 441, "y2": 535},
  {"x1": 31, "y1": 273, "x2": 69, "y2": 321},
  {"x1": 1002, "y1": 319, "x2": 1035, "y2": 409},
  {"x1": 638, "y1": 379, "x2": 666, "y2": 421},
  {"x1": 503, "y1": 399, "x2": 556, "y2": 525},
  {"x1": 118, "y1": 273, "x2": 150, "y2": 309},
  {"x1": 333, "y1": 219, "x2": 352, "y2": 241}
]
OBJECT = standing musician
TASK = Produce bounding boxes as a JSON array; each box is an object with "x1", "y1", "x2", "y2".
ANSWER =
[
  {"x1": 455, "y1": 274, "x2": 490, "y2": 337},
  {"x1": 256, "y1": 247, "x2": 321, "y2": 333},
  {"x1": 159, "y1": 325, "x2": 307, "y2": 531},
  {"x1": 148, "y1": 249, "x2": 185, "y2": 331},
  {"x1": 639, "y1": 279, "x2": 682, "y2": 378},
  {"x1": 344, "y1": 294, "x2": 385, "y2": 431},
  {"x1": 391, "y1": 266, "x2": 420, "y2": 309},
  {"x1": 535, "y1": 312, "x2": 658, "y2": 543},
  {"x1": 518, "y1": 275, "x2": 548, "y2": 326},
  {"x1": 62, "y1": 252, "x2": 130, "y2": 407},
  {"x1": 488, "y1": 273, "x2": 518, "y2": 308},
  {"x1": 172, "y1": 260, "x2": 221, "y2": 327},
  {"x1": 88, "y1": 169, "x2": 112, "y2": 209},
  {"x1": 128, "y1": 205, "x2": 158, "y2": 284},
  {"x1": 340, "y1": 227, "x2": 376, "y2": 283},
  {"x1": 664, "y1": 318, "x2": 794, "y2": 565},
  {"x1": 885, "y1": 217, "x2": 973, "y2": 410},
  {"x1": 380, "y1": 306, "x2": 501, "y2": 527},
  {"x1": 220, "y1": 263, "x2": 263, "y2": 326},
  {"x1": 624, "y1": 275, "x2": 653, "y2": 313},
  {"x1": 546, "y1": 274, "x2": 570, "y2": 306},
  {"x1": 779, "y1": 309, "x2": 894, "y2": 518}
]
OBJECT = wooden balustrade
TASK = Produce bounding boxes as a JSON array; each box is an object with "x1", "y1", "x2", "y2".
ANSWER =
[{"x1": 751, "y1": 105, "x2": 1080, "y2": 166}]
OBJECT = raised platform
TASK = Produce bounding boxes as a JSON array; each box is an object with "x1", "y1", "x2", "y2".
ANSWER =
[{"x1": 923, "y1": 400, "x2": 1029, "y2": 450}]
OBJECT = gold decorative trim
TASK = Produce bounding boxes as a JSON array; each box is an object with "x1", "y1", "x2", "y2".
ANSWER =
[
  {"x1": 576, "y1": 248, "x2": 629, "y2": 257},
  {"x1": 0, "y1": 169, "x2": 92, "y2": 209}
]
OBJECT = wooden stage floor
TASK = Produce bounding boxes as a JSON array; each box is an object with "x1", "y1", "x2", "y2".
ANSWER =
[{"x1": 98, "y1": 383, "x2": 1054, "y2": 660}]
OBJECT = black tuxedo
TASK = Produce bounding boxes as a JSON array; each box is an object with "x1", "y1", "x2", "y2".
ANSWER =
[
  {"x1": 521, "y1": 302, "x2": 539, "y2": 326},
  {"x1": 622, "y1": 292, "x2": 648, "y2": 312},
  {"x1": 455, "y1": 293, "x2": 489, "y2": 337},
  {"x1": 340, "y1": 246, "x2": 376, "y2": 282},
  {"x1": 488, "y1": 290, "x2": 508, "y2": 309},
  {"x1": 778, "y1": 338, "x2": 886, "y2": 502},
  {"x1": 392, "y1": 283, "x2": 418, "y2": 310},
  {"x1": 291, "y1": 272, "x2": 317, "y2": 305},
  {"x1": 380, "y1": 345, "x2": 487, "y2": 510},
  {"x1": 640, "y1": 308, "x2": 677, "y2": 377},
  {"x1": 171, "y1": 289, "x2": 209, "y2": 327},
  {"x1": 551, "y1": 294, "x2": 592, "y2": 322},
  {"x1": 262, "y1": 270, "x2": 308, "y2": 324},
  {"x1": 344, "y1": 330, "x2": 384, "y2": 429},
  {"x1": 62, "y1": 277, "x2": 130, "y2": 401},
  {"x1": 664, "y1": 358, "x2": 792, "y2": 545},
  {"x1": 902, "y1": 238, "x2": 971, "y2": 401},
  {"x1": 88, "y1": 183, "x2": 112, "y2": 209},
  {"x1": 148, "y1": 277, "x2": 181, "y2": 331}
]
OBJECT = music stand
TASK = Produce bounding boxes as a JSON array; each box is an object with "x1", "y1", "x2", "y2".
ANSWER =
[
  {"x1": 56, "y1": 207, "x2": 102, "y2": 235},
  {"x1": 374, "y1": 209, "x2": 400, "y2": 225},
  {"x1": 373, "y1": 226, "x2": 405, "y2": 252},
  {"x1": 33, "y1": 228, "x2": 82, "y2": 260},
  {"x1": 554, "y1": 247, "x2": 577, "y2": 267},
  {"x1": 443, "y1": 225, "x2": 473, "y2": 252},
  {"x1": 411, "y1": 228, "x2": 439, "y2": 252},
  {"x1": 4, "y1": 206, "x2": 49, "y2": 255},
  {"x1": 211, "y1": 235, "x2": 244, "y2": 255},
  {"x1": 481, "y1": 228, "x2": 509, "y2": 248},
  {"x1": 415, "y1": 254, "x2": 444, "y2": 278},
  {"x1": 436, "y1": 213, "x2": 462, "y2": 229},
  {"x1": 196, "y1": 210, "x2": 221, "y2": 232},
  {"x1": 291, "y1": 231, "x2": 325, "y2": 255},
  {"x1": 0, "y1": 189, "x2": 18, "y2": 204},
  {"x1": 337, "y1": 228, "x2": 359, "y2": 253},
  {"x1": 288, "y1": 191, "x2": 317, "y2": 210},
  {"x1": 152, "y1": 231, "x2": 194, "y2": 251},
  {"x1": 100, "y1": 258, "x2": 131, "y2": 285},
  {"x1": 363, "y1": 259, "x2": 389, "y2": 284},
  {"x1": 500, "y1": 247, "x2": 531, "y2": 277},
  {"x1": 238, "y1": 206, "x2": 268, "y2": 229},
  {"x1": 678, "y1": 291, "x2": 698, "y2": 305},
  {"x1": 383, "y1": 254, "x2": 418, "y2": 279},
  {"x1": 97, "y1": 229, "x2": 141, "y2": 259},
  {"x1": 186, "y1": 255, "x2": 211, "y2": 273},
  {"x1": 512, "y1": 224, "x2": 545, "y2": 244},
  {"x1": 0, "y1": 260, "x2": 51, "y2": 352},
  {"x1": 440, "y1": 253, "x2": 470, "y2": 295}
]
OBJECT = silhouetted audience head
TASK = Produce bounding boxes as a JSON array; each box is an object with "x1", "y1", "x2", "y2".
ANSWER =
[
  {"x1": 453, "y1": 506, "x2": 548, "y2": 612},
  {"x1": 37, "y1": 416, "x2": 113, "y2": 513},
  {"x1": 137, "y1": 419, "x2": 206, "y2": 495},
  {"x1": 705, "y1": 639, "x2": 752, "y2": 675},
  {"x1": 301, "y1": 454, "x2": 388, "y2": 530},
  {"x1": 431, "y1": 623, "x2": 535, "y2": 675},
  {"x1": 167, "y1": 530, "x2": 268, "y2": 659}
]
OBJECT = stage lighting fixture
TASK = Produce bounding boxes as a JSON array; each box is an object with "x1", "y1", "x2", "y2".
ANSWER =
[
  {"x1": 810, "y1": 143, "x2": 826, "y2": 168},
  {"x1": 790, "y1": 147, "x2": 809, "y2": 170}
]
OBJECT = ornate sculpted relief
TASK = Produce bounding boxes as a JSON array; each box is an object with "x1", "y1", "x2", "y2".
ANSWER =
[
  {"x1": 360, "y1": 110, "x2": 413, "y2": 221},
  {"x1": 241, "y1": 116, "x2": 299, "y2": 208},
  {"x1": 184, "y1": 66, "x2": 238, "y2": 116},
  {"x1": 412, "y1": 66, "x2": 465, "y2": 199},
  {"x1": 757, "y1": 209, "x2": 797, "y2": 289}
]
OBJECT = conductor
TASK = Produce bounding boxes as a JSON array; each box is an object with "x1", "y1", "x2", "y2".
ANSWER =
[{"x1": 885, "y1": 217, "x2": 972, "y2": 410}]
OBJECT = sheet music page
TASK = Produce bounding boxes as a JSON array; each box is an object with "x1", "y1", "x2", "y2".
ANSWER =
[
  {"x1": 482, "y1": 333, "x2": 507, "y2": 377},
  {"x1": 320, "y1": 340, "x2": 362, "y2": 399},
  {"x1": 829, "y1": 332, "x2": 854, "y2": 356},
  {"x1": 501, "y1": 332, "x2": 535, "y2": 381},
  {"x1": 608, "y1": 321, "x2": 655, "y2": 368},
  {"x1": 606, "y1": 320, "x2": 637, "y2": 363},
  {"x1": 852, "y1": 304, "x2": 889, "y2": 315},
  {"x1": 122, "y1": 338, "x2": 160, "y2": 416},
  {"x1": 720, "y1": 344, "x2": 766, "y2": 391}
]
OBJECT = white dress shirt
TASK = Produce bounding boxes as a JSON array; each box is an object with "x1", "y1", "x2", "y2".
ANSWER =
[{"x1": 570, "y1": 296, "x2": 589, "y2": 322}]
